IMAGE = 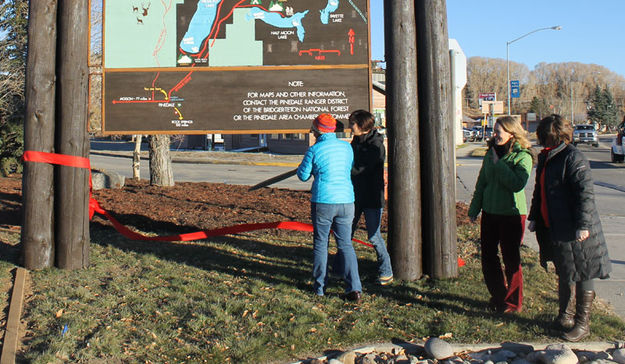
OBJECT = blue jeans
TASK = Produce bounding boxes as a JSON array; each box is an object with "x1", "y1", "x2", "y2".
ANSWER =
[
  {"x1": 353, "y1": 207, "x2": 393, "y2": 278},
  {"x1": 311, "y1": 202, "x2": 361, "y2": 295}
]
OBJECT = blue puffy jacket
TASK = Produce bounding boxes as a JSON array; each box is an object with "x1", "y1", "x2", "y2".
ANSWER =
[{"x1": 297, "y1": 133, "x2": 354, "y2": 204}]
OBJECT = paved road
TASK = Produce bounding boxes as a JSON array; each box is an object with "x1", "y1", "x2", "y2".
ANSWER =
[{"x1": 90, "y1": 153, "x2": 311, "y2": 190}]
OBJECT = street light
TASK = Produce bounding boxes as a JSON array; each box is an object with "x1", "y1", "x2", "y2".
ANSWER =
[{"x1": 506, "y1": 25, "x2": 561, "y2": 115}]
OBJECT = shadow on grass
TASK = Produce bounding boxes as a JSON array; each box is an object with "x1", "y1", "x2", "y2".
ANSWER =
[
  {"x1": 0, "y1": 191, "x2": 21, "y2": 227},
  {"x1": 90, "y1": 217, "x2": 314, "y2": 292},
  {"x1": 90, "y1": 212, "x2": 557, "y2": 338},
  {"x1": 0, "y1": 240, "x2": 20, "y2": 265}
]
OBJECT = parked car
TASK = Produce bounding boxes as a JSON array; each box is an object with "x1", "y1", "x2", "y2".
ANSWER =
[
  {"x1": 573, "y1": 124, "x2": 599, "y2": 147},
  {"x1": 611, "y1": 121, "x2": 625, "y2": 163},
  {"x1": 471, "y1": 126, "x2": 483, "y2": 140},
  {"x1": 462, "y1": 128, "x2": 476, "y2": 142}
]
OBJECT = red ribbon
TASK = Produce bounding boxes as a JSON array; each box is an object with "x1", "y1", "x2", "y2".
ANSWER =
[
  {"x1": 21, "y1": 151, "x2": 373, "y2": 247},
  {"x1": 21, "y1": 151, "x2": 473, "y2": 268}
]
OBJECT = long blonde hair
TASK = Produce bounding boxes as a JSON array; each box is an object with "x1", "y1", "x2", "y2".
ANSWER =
[{"x1": 488, "y1": 116, "x2": 531, "y2": 150}]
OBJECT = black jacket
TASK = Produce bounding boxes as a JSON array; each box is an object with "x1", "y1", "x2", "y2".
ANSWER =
[
  {"x1": 351, "y1": 129, "x2": 385, "y2": 209},
  {"x1": 529, "y1": 143, "x2": 611, "y2": 282}
]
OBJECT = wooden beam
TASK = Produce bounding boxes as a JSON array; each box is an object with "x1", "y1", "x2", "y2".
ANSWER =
[
  {"x1": 21, "y1": 0, "x2": 58, "y2": 270},
  {"x1": 384, "y1": 0, "x2": 422, "y2": 280},
  {"x1": 415, "y1": 0, "x2": 458, "y2": 278},
  {"x1": 1, "y1": 268, "x2": 28, "y2": 364},
  {"x1": 55, "y1": 0, "x2": 90, "y2": 269}
]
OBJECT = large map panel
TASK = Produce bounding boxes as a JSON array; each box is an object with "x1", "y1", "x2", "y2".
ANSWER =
[
  {"x1": 103, "y1": 0, "x2": 370, "y2": 133},
  {"x1": 104, "y1": 68, "x2": 369, "y2": 132}
]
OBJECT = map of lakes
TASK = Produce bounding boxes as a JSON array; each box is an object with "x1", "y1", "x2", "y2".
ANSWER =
[{"x1": 105, "y1": 0, "x2": 369, "y2": 68}]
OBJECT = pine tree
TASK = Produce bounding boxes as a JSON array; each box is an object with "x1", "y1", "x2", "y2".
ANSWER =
[
  {"x1": 587, "y1": 86, "x2": 618, "y2": 129},
  {"x1": 0, "y1": 0, "x2": 28, "y2": 175},
  {"x1": 529, "y1": 96, "x2": 549, "y2": 120}
]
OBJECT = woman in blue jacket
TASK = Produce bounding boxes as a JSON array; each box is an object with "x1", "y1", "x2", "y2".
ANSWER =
[{"x1": 297, "y1": 114, "x2": 362, "y2": 302}]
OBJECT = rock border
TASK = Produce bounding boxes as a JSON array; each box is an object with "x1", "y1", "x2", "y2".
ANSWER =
[{"x1": 289, "y1": 339, "x2": 625, "y2": 364}]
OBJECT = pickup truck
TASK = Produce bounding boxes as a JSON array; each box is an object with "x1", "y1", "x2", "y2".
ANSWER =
[{"x1": 611, "y1": 121, "x2": 625, "y2": 163}]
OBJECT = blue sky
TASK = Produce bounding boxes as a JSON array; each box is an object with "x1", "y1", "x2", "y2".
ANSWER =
[{"x1": 370, "y1": 0, "x2": 625, "y2": 77}]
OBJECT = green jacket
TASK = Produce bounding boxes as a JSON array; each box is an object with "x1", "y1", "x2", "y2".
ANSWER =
[{"x1": 468, "y1": 142, "x2": 533, "y2": 217}]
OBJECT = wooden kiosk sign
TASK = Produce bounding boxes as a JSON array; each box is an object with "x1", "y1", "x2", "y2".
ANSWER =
[{"x1": 103, "y1": 0, "x2": 371, "y2": 134}]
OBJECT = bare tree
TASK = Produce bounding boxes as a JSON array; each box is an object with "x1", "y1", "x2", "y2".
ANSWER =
[{"x1": 149, "y1": 135, "x2": 174, "y2": 186}]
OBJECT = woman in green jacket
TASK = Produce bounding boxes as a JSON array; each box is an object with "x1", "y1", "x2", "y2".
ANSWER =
[{"x1": 468, "y1": 116, "x2": 533, "y2": 313}]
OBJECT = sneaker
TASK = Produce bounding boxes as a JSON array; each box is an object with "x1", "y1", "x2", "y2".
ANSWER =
[{"x1": 378, "y1": 275, "x2": 394, "y2": 286}]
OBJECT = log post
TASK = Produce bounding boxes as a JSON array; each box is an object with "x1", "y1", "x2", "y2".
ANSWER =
[
  {"x1": 415, "y1": 0, "x2": 458, "y2": 278},
  {"x1": 55, "y1": 0, "x2": 90, "y2": 269},
  {"x1": 384, "y1": 0, "x2": 421, "y2": 280},
  {"x1": 21, "y1": 0, "x2": 58, "y2": 270}
]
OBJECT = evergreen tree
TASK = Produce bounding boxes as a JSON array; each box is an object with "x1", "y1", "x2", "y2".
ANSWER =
[
  {"x1": 0, "y1": 0, "x2": 28, "y2": 175},
  {"x1": 529, "y1": 96, "x2": 550, "y2": 120},
  {"x1": 587, "y1": 86, "x2": 618, "y2": 129}
]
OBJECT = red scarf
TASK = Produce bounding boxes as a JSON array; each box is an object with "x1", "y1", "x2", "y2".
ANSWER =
[{"x1": 539, "y1": 147, "x2": 554, "y2": 227}]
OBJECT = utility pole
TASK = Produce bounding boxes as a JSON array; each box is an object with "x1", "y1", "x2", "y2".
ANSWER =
[
  {"x1": 22, "y1": 0, "x2": 58, "y2": 269},
  {"x1": 415, "y1": 0, "x2": 458, "y2": 278},
  {"x1": 55, "y1": 0, "x2": 90, "y2": 269},
  {"x1": 384, "y1": 0, "x2": 421, "y2": 280}
]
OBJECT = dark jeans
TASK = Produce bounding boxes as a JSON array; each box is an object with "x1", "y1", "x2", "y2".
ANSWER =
[
  {"x1": 311, "y1": 202, "x2": 361, "y2": 295},
  {"x1": 480, "y1": 211, "x2": 526, "y2": 312},
  {"x1": 352, "y1": 206, "x2": 393, "y2": 278}
]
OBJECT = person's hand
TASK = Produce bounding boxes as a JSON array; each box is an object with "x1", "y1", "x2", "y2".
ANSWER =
[
  {"x1": 528, "y1": 220, "x2": 536, "y2": 232},
  {"x1": 469, "y1": 216, "x2": 477, "y2": 223},
  {"x1": 576, "y1": 229, "x2": 590, "y2": 242},
  {"x1": 491, "y1": 149, "x2": 499, "y2": 164}
]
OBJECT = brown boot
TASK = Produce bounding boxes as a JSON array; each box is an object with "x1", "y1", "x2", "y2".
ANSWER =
[
  {"x1": 562, "y1": 290, "x2": 595, "y2": 342},
  {"x1": 554, "y1": 284, "x2": 575, "y2": 330}
]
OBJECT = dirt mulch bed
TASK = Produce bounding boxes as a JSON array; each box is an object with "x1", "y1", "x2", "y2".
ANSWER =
[{"x1": 1, "y1": 175, "x2": 470, "y2": 249}]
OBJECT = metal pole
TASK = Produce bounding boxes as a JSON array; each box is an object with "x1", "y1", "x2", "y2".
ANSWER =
[
  {"x1": 571, "y1": 86, "x2": 574, "y2": 123},
  {"x1": 506, "y1": 26, "x2": 561, "y2": 116},
  {"x1": 507, "y1": 42, "x2": 510, "y2": 115}
]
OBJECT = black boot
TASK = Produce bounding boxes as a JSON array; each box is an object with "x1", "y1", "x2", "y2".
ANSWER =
[
  {"x1": 562, "y1": 290, "x2": 595, "y2": 342},
  {"x1": 554, "y1": 284, "x2": 575, "y2": 330}
]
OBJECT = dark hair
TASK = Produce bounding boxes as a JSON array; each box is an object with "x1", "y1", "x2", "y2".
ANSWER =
[
  {"x1": 348, "y1": 110, "x2": 375, "y2": 132},
  {"x1": 536, "y1": 114, "x2": 573, "y2": 147}
]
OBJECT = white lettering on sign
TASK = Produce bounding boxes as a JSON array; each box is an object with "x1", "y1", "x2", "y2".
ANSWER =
[{"x1": 236, "y1": 88, "x2": 355, "y2": 123}]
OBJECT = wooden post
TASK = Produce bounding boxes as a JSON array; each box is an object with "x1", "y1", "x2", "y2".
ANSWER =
[
  {"x1": 384, "y1": 0, "x2": 422, "y2": 280},
  {"x1": 55, "y1": 0, "x2": 90, "y2": 269},
  {"x1": 21, "y1": 0, "x2": 58, "y2": 270},
  {"x1": 415, "y1": 0, "x2": 458, "y2": 278}
]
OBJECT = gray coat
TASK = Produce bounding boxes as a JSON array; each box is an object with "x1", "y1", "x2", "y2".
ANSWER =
[{"x1": 529, "y1": 143, "x2": 611, "y2": 283}]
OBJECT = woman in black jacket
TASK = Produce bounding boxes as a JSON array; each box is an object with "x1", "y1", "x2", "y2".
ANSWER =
[
  {"x1": 348, "y1": 110, "x2": 393, "y2": 285},
  {"x1": 528, "y1": 114, "x2": 611, "y2": 342}
]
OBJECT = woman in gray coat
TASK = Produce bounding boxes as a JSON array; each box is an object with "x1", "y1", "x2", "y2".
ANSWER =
[{"x1": 528, "y1": 114, "x2": 611, "y2": 342}]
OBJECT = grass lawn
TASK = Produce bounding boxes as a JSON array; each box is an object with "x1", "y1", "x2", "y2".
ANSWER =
[{"x1": 1, "y1": 222, "x2": 624, "y2": 363}]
